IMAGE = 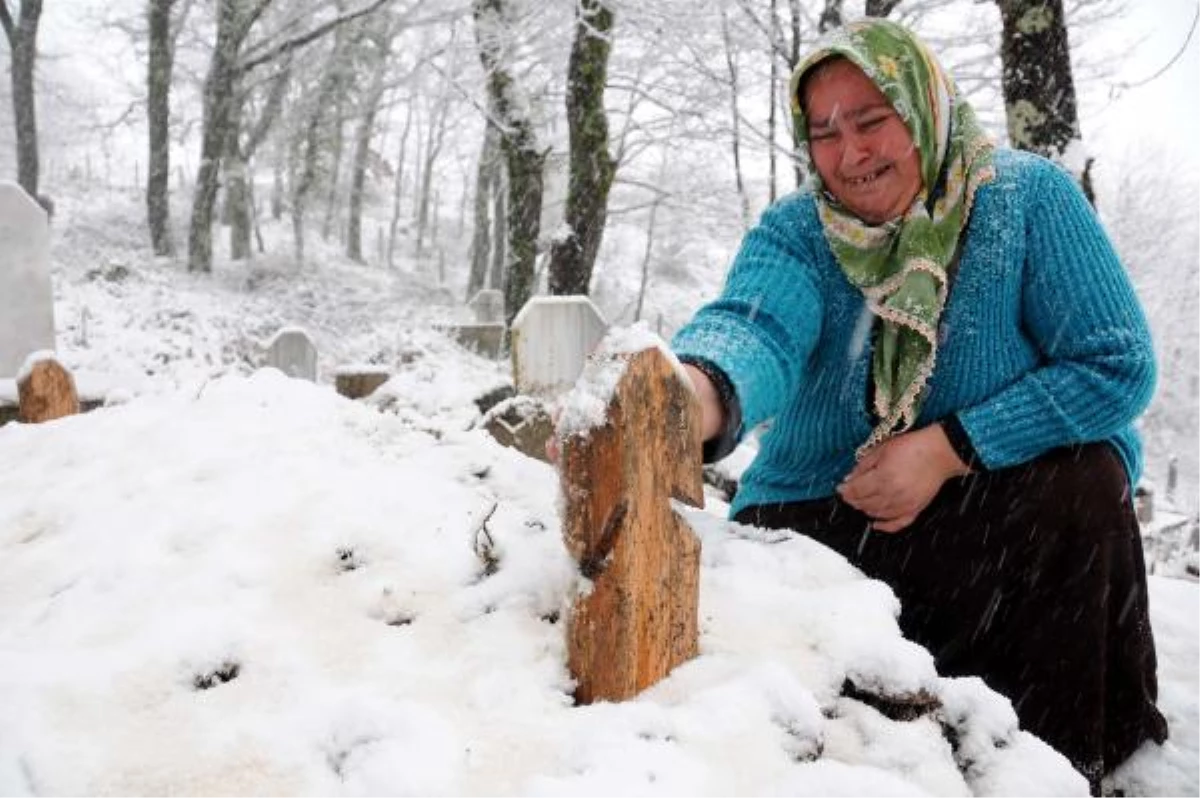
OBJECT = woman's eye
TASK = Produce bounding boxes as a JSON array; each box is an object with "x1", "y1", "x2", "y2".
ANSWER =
[
  {"x1": 859, "y1": 116, "x2": 888, "y2": 131},
  {"x1": 810, "y1": 129, "x2": 838, "y2": 142}
]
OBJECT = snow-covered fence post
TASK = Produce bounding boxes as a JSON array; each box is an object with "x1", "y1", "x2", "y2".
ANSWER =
[
  {"x1": 556, "y1": 332, "x2": 704, "y2": 704},
  {"x1": 17, "y1": 353, "x2": 79, "y2": 423}
]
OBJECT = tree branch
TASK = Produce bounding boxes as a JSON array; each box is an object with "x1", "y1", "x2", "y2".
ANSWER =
[
  {"x1": 234, "y1": 0, "x2": 392, "y2": 76},
  {"x1": 0, "y1": 0, "x2": 15, "y2": 44}
]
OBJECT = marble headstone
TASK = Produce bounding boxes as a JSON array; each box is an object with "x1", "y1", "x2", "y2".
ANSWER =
[
  {"x1": 510, "y1": 296, "x2": 608, "y2": 397},
  {"x1": 0, "y1": 182, "x2": 55, "y2": 376},
  {"x1": 265, "y1": 327, "x2": 318, "y2": 381}
]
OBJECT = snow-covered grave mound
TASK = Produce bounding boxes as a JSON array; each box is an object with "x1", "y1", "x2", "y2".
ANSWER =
[{"x1": 1, "y1": 360, "x2": 1091, "y2": 795}]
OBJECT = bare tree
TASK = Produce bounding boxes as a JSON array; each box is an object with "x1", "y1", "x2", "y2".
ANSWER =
[
  {"x1": 721, "y1": 6, "x2": 752, "y2": 230},
  {"x1": 186, "y1": 0, "x2": 393, "y2": 273},
  {"x1": 146, "y1": 0, "x2": 186, "y2": 256},
  {"x1": 1, "y1": 0, "x2": 44, "y2": 199},
  {"x1": 226, "y1": 59, "x2": 291, "y2": 259},
  {"x1": 466, "y1": 113, "x2": 501, "y2": 297},
  {"x1": 995, "y1": 0, "x2": 1082, "y2": 164},
  {"x1": 546, "y1": 0, "x2": 616, "y2": 296},
  {"x1": 474, "y1": 0, "x2": 547, "y2": 325},
  {"x1": 347, "y1": 15, "x2": 398, "y2": 262}
]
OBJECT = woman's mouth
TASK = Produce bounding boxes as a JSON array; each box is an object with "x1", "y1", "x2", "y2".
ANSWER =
[{"x1": 843, "y1": 164, "x2": 892, "y2": 187}]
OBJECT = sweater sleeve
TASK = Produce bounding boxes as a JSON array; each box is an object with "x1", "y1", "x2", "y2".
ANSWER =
[
  {"x1": 956, "y1": 159, "x2": 1156, "y2": 470},
  {"x1": 671, "y1": 197, "x2": 824, "y2": 441}
]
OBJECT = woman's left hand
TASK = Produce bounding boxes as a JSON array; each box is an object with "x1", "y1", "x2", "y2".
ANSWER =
[{"x1": 837, "y1": 424, "x2": 971, "y2": 533}]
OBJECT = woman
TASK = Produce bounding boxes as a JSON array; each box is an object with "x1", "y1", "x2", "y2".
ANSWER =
[{"x1": 671, "y1": 18, "x2": 1167, "y2": 793}]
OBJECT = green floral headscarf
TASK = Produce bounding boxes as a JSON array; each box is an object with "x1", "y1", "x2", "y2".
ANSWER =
[{"x1": 790, "y1": 18, "x2": 995, "y2": 454}]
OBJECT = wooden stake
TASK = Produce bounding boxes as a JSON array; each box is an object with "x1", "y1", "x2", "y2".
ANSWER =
[
  {"x1": 560, "y1": 347, "x2": 704, "y2": 704},
  {"x1": 18, "y1": 359, "x2": 80, "y2": 423}
]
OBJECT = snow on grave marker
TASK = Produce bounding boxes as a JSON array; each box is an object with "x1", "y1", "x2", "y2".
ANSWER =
[
  {"x1": 17, "y1": 351, "x2": 79, "y2": 423},
  {"x1": 511, "y1": 296, "x2": 607, "y2": 397},
  {"x1": 265, "y1": 327, "x2": 317, "y2": 381},
  {"x1": 0, "y1": 181, "x2": 56, "y2": 377},
  {"x1": 555, "y1": 328, "x2": 703, "y2": 703}
]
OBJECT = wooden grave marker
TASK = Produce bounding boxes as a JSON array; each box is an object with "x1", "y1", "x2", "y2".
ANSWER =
[
  {"x1": 557, "y1": 343, "x2": 703, "y2": 704},
  {"x1": 17, "y1": 355, "x2": 80, "y2": 423}
]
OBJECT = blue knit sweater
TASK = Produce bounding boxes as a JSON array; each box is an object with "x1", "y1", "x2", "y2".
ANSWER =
[{"x1": 672, "y1": 148, "x2": 1156, "y2": 517}]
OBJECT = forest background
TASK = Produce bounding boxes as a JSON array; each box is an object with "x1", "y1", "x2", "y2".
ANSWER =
[{"x1": 1, "y1": 0, "x2": 1197, "y2": 512}]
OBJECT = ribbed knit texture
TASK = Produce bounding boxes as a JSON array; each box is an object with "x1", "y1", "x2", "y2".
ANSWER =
[{"x1": 672, "y1": 148, "x2": 1156, "y2": 517}]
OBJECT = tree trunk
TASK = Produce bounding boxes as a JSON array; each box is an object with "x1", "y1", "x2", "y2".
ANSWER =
[
  {"x1": 292, "y1": 46, "x2": 344, "y2": 265},
  {"x1": 224, "y1": 83, "x2": 252, "y2": 260},
  {"x1": 865, "y1": 0, "x2": 903, "y2": 17},
  {"x1": 147, "y1": 0, "x2": 176, "y2": 256},
  {"x1": 415, "y1": 76, "x2": 452, "y2": 260},
  {"x1": 187, "y1": 0, "x2": 242, "y2": 273},
  {"x1": 187, "y1": 0, "x2": 241, "y2": 271},
  {"x1": 995, "y1": 0, "x2": 1081, "y2": 162},
  {"x1": 348, "y1": 24, "x2": 393, "y2": 263},
  {"x1": 788, "y1": 0, "x2": 803, "y2": 188},
  {"x1": 474, "y1": 0, "x2": 547, "y2": 325},
  {"x1": 3, "y1": 0, "x2": 45, "y2": 199},
  {"x1": 546, "y1": 0, "x2": 616, "y2": 297},
  {"x1": 488, "y1": 164, "x2": 506, "y2": 289},
  {"x1": 767, "y1": 0, "x2": 779, "y2": 204},
  {"x1": 386, "y1": 105, "x2": 412, "y2": 268},
  {"x1": 466, "y1": 118, "x2": 500, "y2": 299},
  {"x1": 721, "y1": 7, "x2": 751, "y2": 230},
  {"x1": 819, "y1": 0, "x2": 842, "y2": 32}
]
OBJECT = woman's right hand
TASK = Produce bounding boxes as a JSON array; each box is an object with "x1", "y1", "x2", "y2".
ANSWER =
[{"x1": 681, "y1": 363, "x2": 726, "y2": 446}]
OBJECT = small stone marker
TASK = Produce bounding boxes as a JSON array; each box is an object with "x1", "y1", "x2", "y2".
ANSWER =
[
  {"x1": 0, "y1": 182, "x2": 56, "y2": 377},
  {"x1": 511, "y1": 296, "x2": 607, "y2": 397},
  {"x1": 482, "y1": 396, "x2": 554, "y2": 462},
  {"x1": 335, "y1": 367, "x2": 390, "y2": 400},
  {"x1": 441, "y1": 323, "x2": 506, "y2": 359},
  {"x1": 17, "y1": 353, "x2": 79, "y2": 423},
  {"x1": 265, "y1": 327, "x2": 317, "y2": 381},
  {"x1": 557, "y1": 337, "x2": 703, "y2": 704},
  {"x1": 467, "y1": 289, "x2": 504, "y2": 324}
]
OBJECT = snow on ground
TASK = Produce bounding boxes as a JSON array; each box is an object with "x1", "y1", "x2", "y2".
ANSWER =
[{"x1": 0, "y1": 368, "x2": 1089, "y2": 796}]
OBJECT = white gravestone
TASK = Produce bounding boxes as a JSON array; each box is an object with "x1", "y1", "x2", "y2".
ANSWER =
[
  {"x1": 510, "y1": 296, "x2": 608, "y2": 397},
  {"x1": 468, "y1": 289, "x2": 505, "y2": 324},
  {"x1": 265, "y1": 327, "x2": 318, "y2": 381},
  {"x1": 0, "y1": 182, "x2": 56, "y2": 376}
]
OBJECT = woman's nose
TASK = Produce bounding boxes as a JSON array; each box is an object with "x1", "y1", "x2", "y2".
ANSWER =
[{"x1": 840, "y1": 132, "x2": 872, "y2": 167}]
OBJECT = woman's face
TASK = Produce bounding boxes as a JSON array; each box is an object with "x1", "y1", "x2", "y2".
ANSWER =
[{"x1": 803, "y1": 59, "x2": 922, "y2": 224}]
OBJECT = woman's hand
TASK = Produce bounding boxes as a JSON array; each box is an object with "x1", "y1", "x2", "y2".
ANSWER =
[
  {"x1": 837, "y1": 423, "x2": 971, "y2": 533},
  {"x1": 680, "y1": 364, "x2": 726, "y2": 446},
  {"x1": 547, "y1": 364, "x2": 726, "y2": 465}
]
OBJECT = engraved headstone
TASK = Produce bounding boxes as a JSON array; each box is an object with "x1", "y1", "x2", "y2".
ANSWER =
[
  {"x1": 265, "y1": 327, "x2": 318, "y2": 381},
  {"x1": 510, "y1": 296, "x2": 608, "y2": 397},
  {"x1": 0, "y1": 182, "x2": 56, "y2": 376}
]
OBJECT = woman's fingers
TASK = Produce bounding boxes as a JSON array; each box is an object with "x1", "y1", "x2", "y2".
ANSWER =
[{"x1": 871, "y1": 512, "x2": 918, "y2": 533}]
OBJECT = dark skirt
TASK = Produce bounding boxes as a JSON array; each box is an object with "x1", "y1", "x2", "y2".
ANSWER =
[{"x1": 733, "y1": 442, "x2": 1168, "y2": 793}]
